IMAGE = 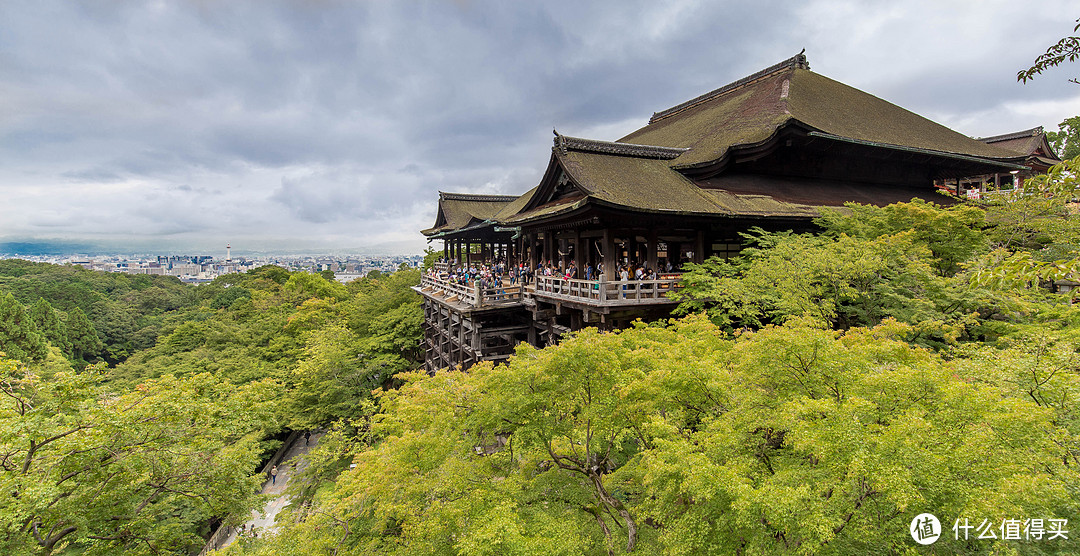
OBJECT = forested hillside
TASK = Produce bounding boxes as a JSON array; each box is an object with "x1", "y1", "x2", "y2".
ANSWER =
[
  {"x1": 2, "y1": 159, "x2": 1079, "y2": 555},
  {"x1": 0, "y1": 264, "x2": 422, "y2": 554}
]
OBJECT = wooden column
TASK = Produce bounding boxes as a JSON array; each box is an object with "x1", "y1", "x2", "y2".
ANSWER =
[
  {"x1": 543, "y1": 233, "x2": 553, "y2": 266},
  {"x1": 573, "y1": 231, "x2": 583, "y2": 273},
  {"x1": 646, "y1": 230, "x2": 657, "y2": 272},
  {"x1": 694, "y1": 231, "x2": 705, "y2": 264},
  {"x1": 602, "y1": 228, "x2": 616, "y2": 280}
]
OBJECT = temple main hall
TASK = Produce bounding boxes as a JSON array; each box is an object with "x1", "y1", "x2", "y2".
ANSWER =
[{"x1": 414, "y1": 52, "x2": 1056, "y2": 372}]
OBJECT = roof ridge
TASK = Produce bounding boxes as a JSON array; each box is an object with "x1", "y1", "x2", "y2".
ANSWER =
[
  {"x1": 648, "y1": 50, "x2": 809, "y2": 124},
  {"x1": 976, "y1": 126, "x2": 1044, "y2": 143},
  {"x1": 439, "y1": 192, "x2": 519, "y2": 202},
  {"x1": 552, "y1": 132, "x2": 690, "y2": 159}
]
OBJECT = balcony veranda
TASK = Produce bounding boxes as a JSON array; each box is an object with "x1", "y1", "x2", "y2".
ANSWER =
[{"x1": 417, "y1": 273, "x2": 684, "y2": 310}]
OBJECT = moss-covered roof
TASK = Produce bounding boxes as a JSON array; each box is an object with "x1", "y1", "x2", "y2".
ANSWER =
[
  {"x1": 619, "y1": 52, "x2": 1020, "y2": 168},
  {"x1": 978, "y1": 127, "x2": 1061, "y2": 162},
  {"x1": 421, "y1": 192, "x2": 519, "y2": 236},
  {"x1": 502, "y1": 197, "x2": 586, "y2": 225},
  {"x1": 785, "y1": 70, "x2": 1017, "y2": 159},
  {"x1": 422, "y1": 52, "x2": 1039, "y2": 236},
  {"x1": 490, "y1": 186, "x2": 539, "y2": 221},
  {"x1": 557, "y1": 149, "x2": 725, "y2": 213}
]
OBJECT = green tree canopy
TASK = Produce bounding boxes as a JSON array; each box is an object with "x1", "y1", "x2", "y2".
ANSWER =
[
  {"x1": 0, "y1": 293, "x2": 48, "y2": 363},
  {"x1": 0, "y1": 357, "x2": 275, "y2": 555},
  {"x1": 1048, "y1": 116, "x2": 1080, "y2": 160},
  {"x1": 244, "y1": 316, "x2": 1076, "y2": 555}
]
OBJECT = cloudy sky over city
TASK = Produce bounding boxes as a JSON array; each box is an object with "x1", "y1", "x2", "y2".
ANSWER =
[{"x1": 1, "y1": 1, "x2": 1078, "y2": 254}]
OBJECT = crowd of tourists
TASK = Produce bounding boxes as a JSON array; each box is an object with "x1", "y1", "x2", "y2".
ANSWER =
[{"x1": 429, "y1": 257, "x2": 675, "y2": 288}]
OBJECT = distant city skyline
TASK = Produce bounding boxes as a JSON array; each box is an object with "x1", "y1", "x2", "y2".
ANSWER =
[
  {"x1": 0, "y1": 239, "x2": 426, "y2": 258},
  {"x1": 2, "y1": 2, "x2": 1078, "y2": 253},
  {"x1": 3, "y1": 251, "x2": 425, "y2": 285}
]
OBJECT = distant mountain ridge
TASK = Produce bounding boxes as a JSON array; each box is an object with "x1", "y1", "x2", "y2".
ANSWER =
[{"x1": 0, "y1": 241, "x2": 102, "y2": 256}]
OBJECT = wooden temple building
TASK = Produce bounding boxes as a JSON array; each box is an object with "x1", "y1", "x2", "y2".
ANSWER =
[
  {"x1": 938, "y1": 126, "x2": 1062, "y2": 197},
  {"x1": 415, "y1": 52, "x2": 1035, "y2": 372}
]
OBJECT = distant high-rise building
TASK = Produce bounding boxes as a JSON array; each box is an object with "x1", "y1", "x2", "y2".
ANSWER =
[{"x1": 226, "y1": 243, "x2": 232, "y2": 263}]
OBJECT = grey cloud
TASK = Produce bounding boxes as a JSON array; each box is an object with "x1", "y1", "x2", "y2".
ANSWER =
[{"x1": 1, "y1": 0, "x2": 1076, "y2": 253}]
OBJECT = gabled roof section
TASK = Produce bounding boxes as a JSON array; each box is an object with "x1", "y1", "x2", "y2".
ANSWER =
[
  {"x1": 556, "y1": 148, "x2": 727, "y2": 214},
  {"x1": 648, "y1": 51, "x2": 810, "y2": 124},
  {"x1": 785, "y1": 70, "x2": 1019, "y2": 160},
  {"x1": 491, "y1": 186, "x2": 539, "y2": 221},
  {"x1": 422, "y1": 192, "x2": 519, "y2": 236},
  {"x1": 619, "y1": 51, "x2": 1023, "y2": 170},
  {"x1": 506, "y1": 133, "x2": 718, "y2": 219},
  {"x1": 978, "y1": 126, "x2": 1061, "y2": 161}
]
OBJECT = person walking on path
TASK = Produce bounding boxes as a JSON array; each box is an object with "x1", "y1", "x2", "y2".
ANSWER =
[
  {"x1": 304, "y1": 431, "x2": 311, "y2": 446},
  {"x1": 270, "y1": 465, "x2": 278, "y2": 485}
]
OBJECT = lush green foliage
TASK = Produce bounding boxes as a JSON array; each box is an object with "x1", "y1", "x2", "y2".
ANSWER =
[
  {"x1": 237, "y1": 316, "x2": 1077, "y2": 555},
  {"x1": 0, "y1": 293, "x2": 49, "y2": 363},
  {"x1": 0, "y1": 261, "x2": 425, "y2": 553},
  {"x1": 672, "y1": 158, "x2": 1080, "y2": 347},
  {"x1": 114, "y1": 266, "x2": 423, "y2": 429},
  {"x1": 0, "y1": 356, "x2": 275, "y2": 555}
]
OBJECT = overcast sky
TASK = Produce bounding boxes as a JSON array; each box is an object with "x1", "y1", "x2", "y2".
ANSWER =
[{"x1": 2, "y1": 1, "x2": 1078, "y2": 255}]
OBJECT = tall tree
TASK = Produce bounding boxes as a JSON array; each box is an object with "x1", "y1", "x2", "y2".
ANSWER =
[
  {"x1": 26, "y1": 299, "x2": 70, "y2": 359},
  {"x1": 64, "y1": 307, "x2": 102, "y2": 364},
  {"x1": 0, "y1": 293, "x2": 47, "y2": 363},
  {"x1": 1048, "y1": 116, "x2": 1080, "y2": 160}
]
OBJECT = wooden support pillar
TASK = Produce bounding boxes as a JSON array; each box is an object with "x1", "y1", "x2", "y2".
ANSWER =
[
  {"x1": 543, "y1": 233, "x2": 553, "y2": 266},
  {"x1": 646, "y1": 230, "x2": 657, "y2": 272},
  {"x1": 602, "y1": 228, "x2": 616, "y2": 281},
  {"x1": 573, "y1": 231, "x2": 583, "y2": 274},
  {"x1": 694, "y1": 231, "x2": 705, "y2": 264}
]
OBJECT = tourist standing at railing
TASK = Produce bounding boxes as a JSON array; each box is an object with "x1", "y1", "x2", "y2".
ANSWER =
[{"x1": 620, "y1": 266, "x2": 629, "y2": 298}]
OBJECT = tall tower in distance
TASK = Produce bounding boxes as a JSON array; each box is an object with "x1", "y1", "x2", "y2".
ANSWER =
[{"x1": 226, "y1": 243, "x2": 232, "y2": 263}]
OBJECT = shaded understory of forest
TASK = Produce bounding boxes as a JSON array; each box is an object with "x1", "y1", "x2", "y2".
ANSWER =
[{"x1": 2, "y1": 158, "x2": 1079, "y2": 555}]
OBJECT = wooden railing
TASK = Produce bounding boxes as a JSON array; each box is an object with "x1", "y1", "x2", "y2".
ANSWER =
[
  {"x1": 532, "y1": 275, "x2": 683, "y2": 305},
  {"x1": 420, "y1": 274, "x2": 523, "y2": 307},
  {"x1": 421, "y1": 273, "x2": 682, "y2": 308}
]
